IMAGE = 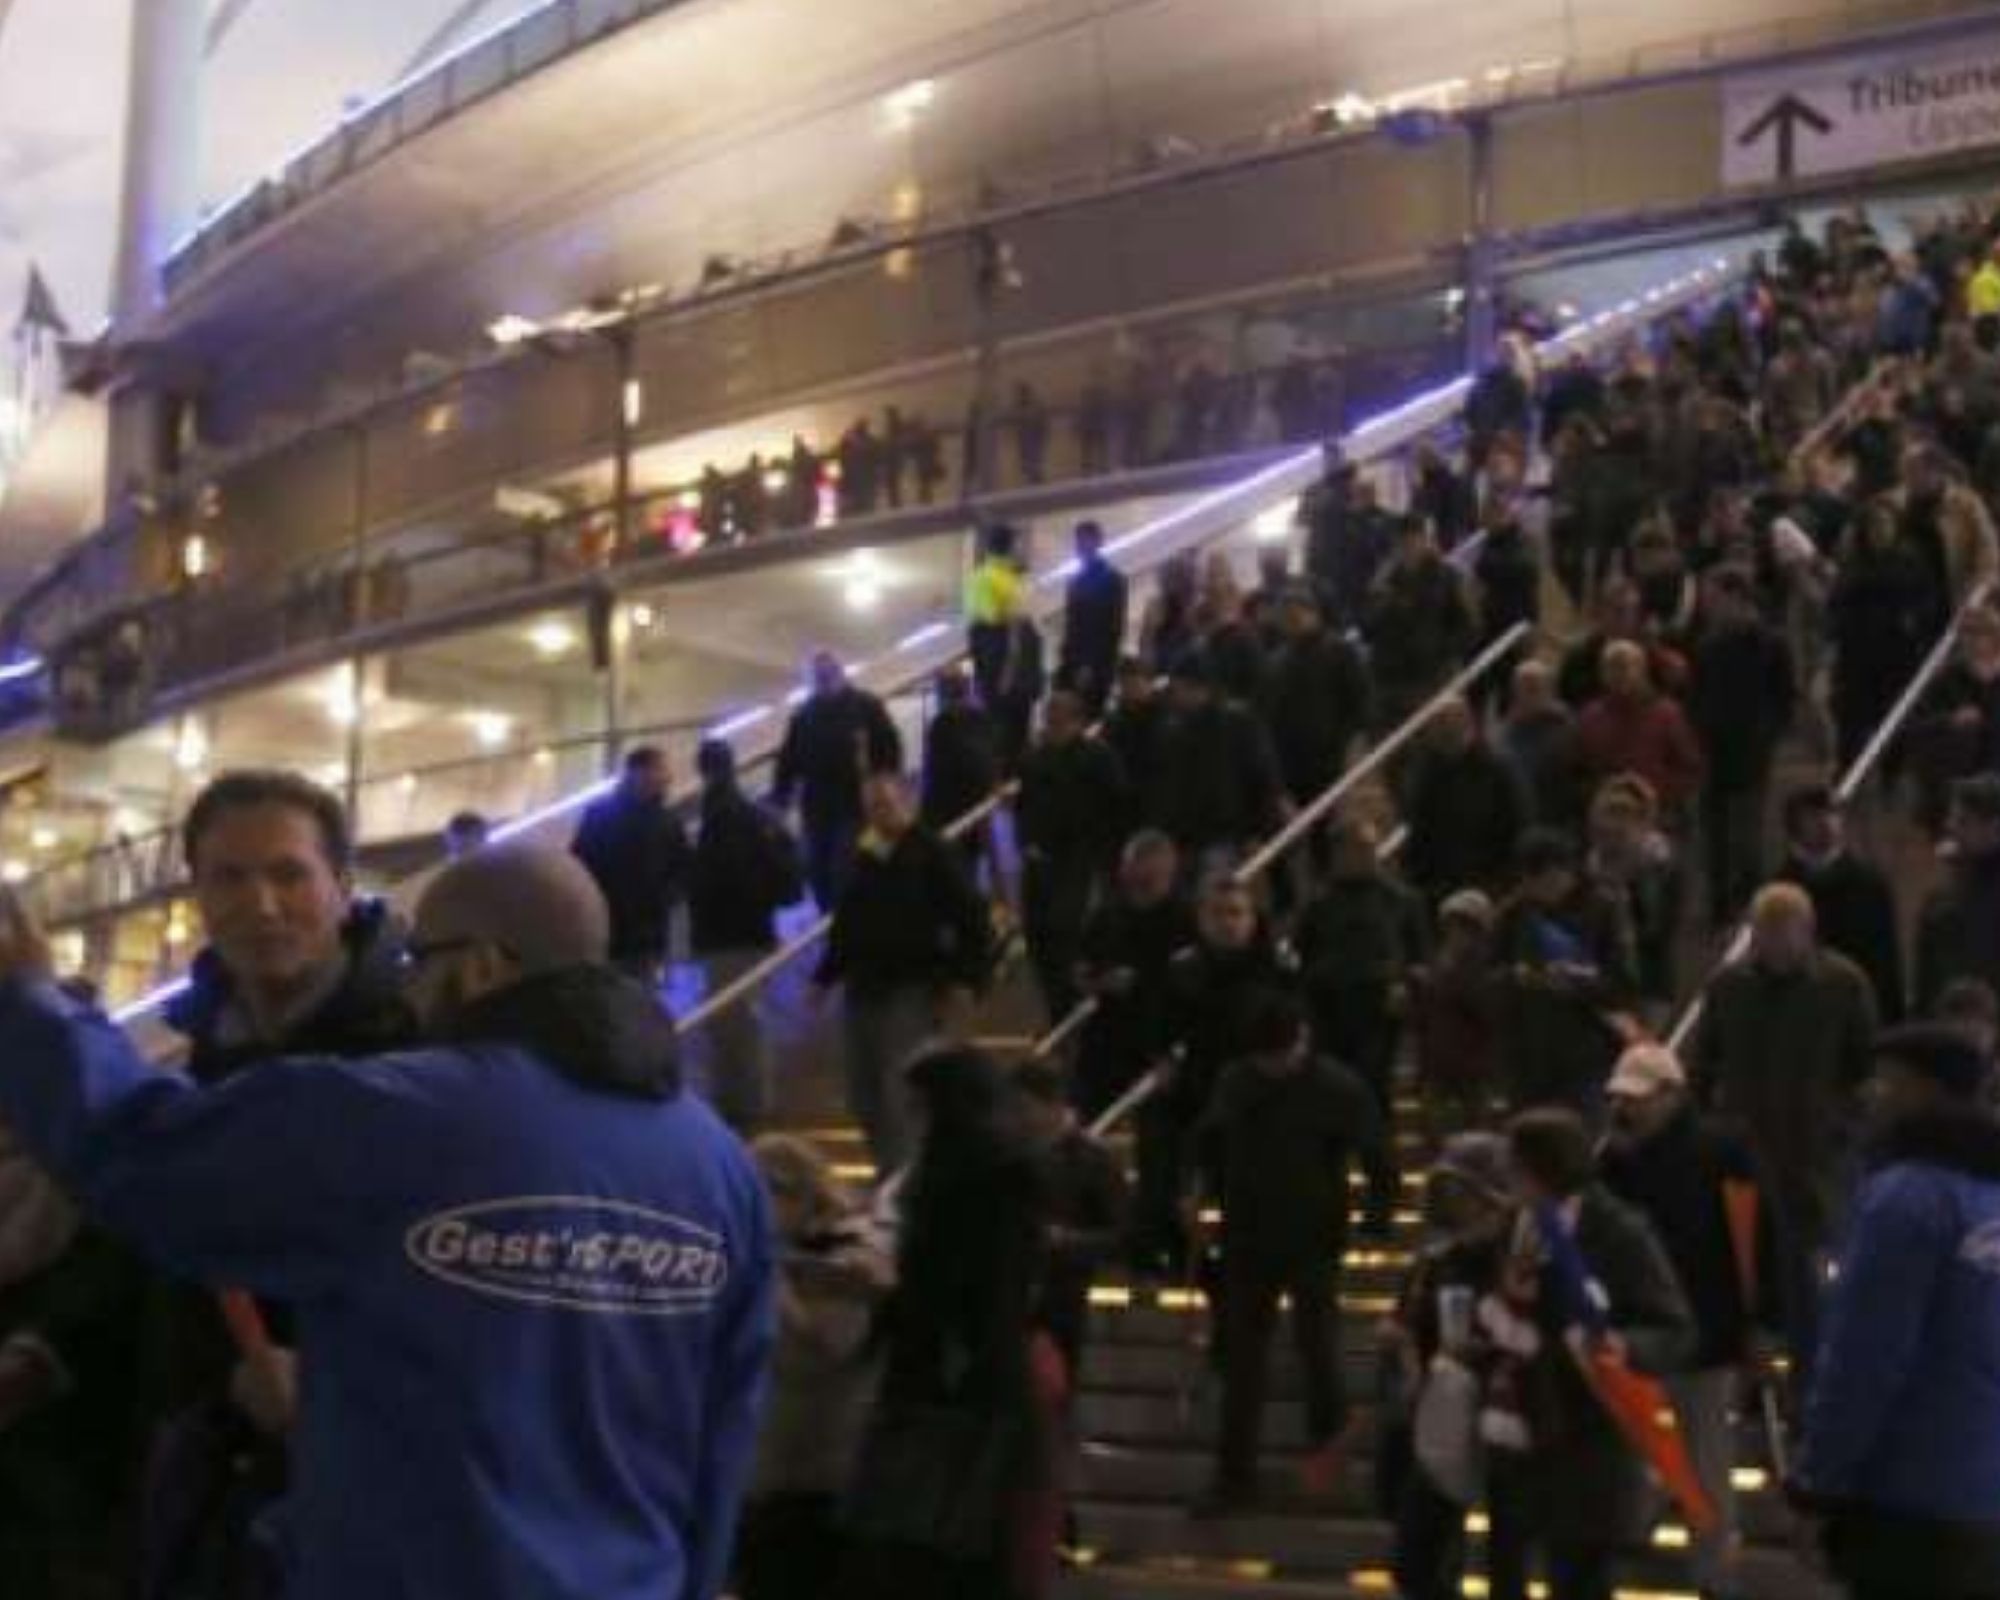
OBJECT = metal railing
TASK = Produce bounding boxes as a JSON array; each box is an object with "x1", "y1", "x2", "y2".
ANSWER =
[
  {"x1": 1079, "y1": 619, "x2": 1530, "y2": 1140},
  {"x1": 158, "y1": 0, "x2": 1976, "y2": 300},
  {"x1": 21, "y1": 337, "x2": 1454, "y2": 733},
  {"x1": 97, "y1": 260, "x2": 1730, "y2": 1030},
  {"x1": 1664, "y1": 577, "x2": 1996, "y2": 1053},
  {"x1": 1074, "y1": 321, "x2": 1906, "y2": 1135},
  {"x1": 669, "y1": 264, "x2": 1731, "y2": 1042}
]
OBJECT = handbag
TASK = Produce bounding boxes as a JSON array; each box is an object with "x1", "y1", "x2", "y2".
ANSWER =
[
  {"x1": 841, "y1": 1397, "x2": 1019, "y2": 1561},
  {"x1": 1413, "y1": 1353, "x2": 1484, "y2": 1506}
]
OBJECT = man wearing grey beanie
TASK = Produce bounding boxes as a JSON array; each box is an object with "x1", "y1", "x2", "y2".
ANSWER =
[{"x1": 0, "y1": 842, "x2": 773, "y2": 1600}]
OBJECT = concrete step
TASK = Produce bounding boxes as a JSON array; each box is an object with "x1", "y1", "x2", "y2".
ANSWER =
[
  {"x1": 1086, "y1": 1296, "x2": 1399, "y2": 1349},
  {"x1": 1078, "y1": 1336, "x2": 1387, "y2": 1399},
  {"x1": 1076, "y1": 1439, "x2": 1795, "y2": 1544},
  {"x1": 1070, "y1": 1502, "x2": 1830, "y2": 1600}
]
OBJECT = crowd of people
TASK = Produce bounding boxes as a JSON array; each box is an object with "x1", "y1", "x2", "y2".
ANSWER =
[{"x1": 4, "y1": 199, "x2": 2000, "y2": 1600}]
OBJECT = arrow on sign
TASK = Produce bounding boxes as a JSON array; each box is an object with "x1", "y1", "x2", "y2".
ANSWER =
[{"x1": 1737, "y1": 92, "x2": 1834, "y2": 182}]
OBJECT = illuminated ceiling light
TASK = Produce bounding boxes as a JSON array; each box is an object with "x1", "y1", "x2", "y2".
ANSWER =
[
  {"x1": 315, "y1": 763, "x2": 346, "y2": 788},
  {"x1": 29, "y1": 826, "x2": 56, "y2": 851},
  {"x1": 464, "y1": 710, "x2": 512, "y2": 749},
  {"x1": 839, "y1": 549, "x2": 888, "y2": 611},
  {"x1": 677, "y1": 489, "x2": 701, "y2": 511},
  {"x1": 883, "y1": 78, "x2": 936, "y2": 124},
  {"x1": 422, "y1": 402, "x2": 456, "y2": 437},
  {"x1": 486, "y1": 314, "x2": 540, "y2": 346},
  {"x1": 111, "y1": 807, "x2": 150, "y2": 837},
  {"x1": 629, "y1": 602, "x2": 656, "y2": 629},
  {"x1": 532, "y1": 747, "x2": 554, "y2": 767},
  {"x1": 1327, "y1": 92, "x2": 1375, "y2": 124},
  {"x1": 179, "y1": 534, "x2": 210, "y2": 580},
  {"x1": 173, "y1": 720, "x2": 208, "y2": 773},
  {"x1": 622, "y1": 379, "x2": 644, "y2": 429},
  {"x1": 1252, "y1": 503, "x2": 1295, "y2": 543},
  {"x1": 398, "y1": 773, "x2": 420, "y2": 795},
  {"x1": 761, "y1": 468, "x2": 787, "y2": 493},
  {"x1": 0, "y1": 860, "x2": 27, "y2": 885},
  {"x1": 890, "y1": 182, "x2": 923, "y2": 222},
  {"x1": 321, "y1": 663, "x2": 360, "y2": 726},
  {"x1": 526, "y1": 620, "x2": 577, "y2": 659}
]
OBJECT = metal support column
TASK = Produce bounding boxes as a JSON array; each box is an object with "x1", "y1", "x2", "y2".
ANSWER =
[{"x1": 104, "y1": 0, "x2": 205, "y2": 515}]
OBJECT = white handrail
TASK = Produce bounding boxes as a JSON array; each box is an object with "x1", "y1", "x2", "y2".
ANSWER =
[
  {"x1": 1079, "y1": 618, "x2": 1531, "y2": 1140},
  {"x1": 1663, "y1": 578, "x2": 1994, "y2": 1054},
  {"x1": 107, "y1": 264, "x2": 1731, "y2": 1042}
]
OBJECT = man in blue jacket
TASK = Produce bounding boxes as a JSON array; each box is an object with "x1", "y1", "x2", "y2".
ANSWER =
[
  {"x1": 1796, "y1": 1023, "x2": 2000, "y2": 1599},
  {"x1": 0, "y1": 842, "x2": 773, "y2": 1600}
]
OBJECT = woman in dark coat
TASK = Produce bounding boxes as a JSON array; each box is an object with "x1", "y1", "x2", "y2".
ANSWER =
[
  {"x1": 1829, "y1": 498, "x2": 1942, "y2": 773},
  {"x1": 840, "y1": 1048, "x2": 1061, "y2": 1600}
]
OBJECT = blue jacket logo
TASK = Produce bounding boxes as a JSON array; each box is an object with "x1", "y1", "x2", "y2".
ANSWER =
[
  {"x1": 1961, "y1": 1218, "x2": 2000, "y2": 1276},
  {"x1": 405, "y1": 1196, "x2": 730, "y2": 1316}
]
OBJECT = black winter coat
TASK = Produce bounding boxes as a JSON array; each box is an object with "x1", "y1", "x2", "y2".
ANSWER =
[
  {"x1": 774, "y1": 686, "x2": 903, "y2": 828},
  {"x1": 1474, "y1": 523, "x2": 1541, "y2": 643},
  {"x1": 689, "y1": 782, "x2": 797, "y2": 954},
  {"x1": 1265, "y1": 626, "x2": 1372, "y2": 798},
  {"x1": 571, "y1": 787, "x2": 692, "y2": 962},
  {"x1": 1193, "y1": 1057, "x2": 1391, "y2": 1253},
  {"x1": 815, "y1": 826, "x2": 990, "y2": 999},
  {"x1": 1154, "y1": 696, "x2": 1284, "y2": 856},
  {"x1": 1059, "y1": 558, "x2": 1129, "y2": 702},
  {"x1": 1366, "y1": 557, "x2": 1478, "y2": 700},
  {"x1": 1402, "y1": 744, "x2": 1526, "y2": 900},
  {"x1": 1073, "y1": 895, "x2": 1199, "y2": 1115},
  {"x1": 1156, "y1": 941, "x2": 1294, "y2": 1123},
  {"x1": 1015, "y1": 734, "x2": 1129, "y2": 871},
  {"x1": 1689, "y1": 621, "x2": 1797, "y2": 789},
  {"x1": 1777, "y1": 849, "x2": 1906, "y2": 1024},
  {"x1": 920, "y1": 703, "x2": 1000, "y2": 833},
  {"x1": 1600, "y1": 1108, "x2": 1767, "y2": 1368},
  {"x1": 1492, "y1": 888, "x2": 1636, "y2": 1112},
  {"x1": 1917, "y1": 847, "x2": 2000, "y2": 1011}
]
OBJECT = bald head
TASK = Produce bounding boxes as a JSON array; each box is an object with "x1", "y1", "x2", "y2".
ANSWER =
[
  {"x1": 415, "y1": 843, "x2": 610, "y2": 977},
  {"x1": 1749, "y1": 882, "x2": 1817, "y2": 972}
]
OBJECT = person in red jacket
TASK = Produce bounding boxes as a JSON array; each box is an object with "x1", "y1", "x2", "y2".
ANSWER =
[{"x1": 1572, "y1": 640, "x2": 1705, "y2": 823}]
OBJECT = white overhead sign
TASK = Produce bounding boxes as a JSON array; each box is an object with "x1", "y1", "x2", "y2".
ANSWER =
[{"x1": 1724, "y1": 29, "x2": 2000, "y2": 189}]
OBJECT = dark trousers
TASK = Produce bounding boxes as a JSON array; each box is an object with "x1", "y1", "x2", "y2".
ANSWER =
[
  {"x1": 1215, "y1": 1242, "x2": 1346, "y2": 1491},
  {"x1": 1765, "y1": 1179, "x2": 1833, "y2": 1407},
  {"x1": 1393, "y1": 1464, "x2": 1470, "y2": 1600},
  {"x1": 1310, "y1": 987, "x2": 1400, "y2": 1217},
  {"x1": 1023, "y1": 857, "x2": 1094, "y2": 1028},
  {"x1": 1485, "y1": 1459, "x2": 1614, "y2": 1600},
  {"x1": 1132, "y1": 1095, "x2": 1191, "y2": 1272},
  {"x1": 1700, "y1": 774, "x2": 1769, "y2": 925},
  {"x1": 736, "y1": 1493, "x2": 845, "y2": 1600},
  {"x1": 803, "y1": 816, "x2": 860, "y2": 913}
]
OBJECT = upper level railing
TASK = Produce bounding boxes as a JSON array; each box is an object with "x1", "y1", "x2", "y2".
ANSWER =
[
  {"x1": 99, "y1": 259, "x2": 1735, "y2": 1026},
  {"x1": 25, "y1": 337, "x2": 1446, "y2": 740},
  {"x1": 159, "y1": 0, "x2": 1977, "y2": 302}
]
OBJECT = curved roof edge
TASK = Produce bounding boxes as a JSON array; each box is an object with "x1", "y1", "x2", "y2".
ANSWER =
[{"x1": 162, "y1": 0, "x2": 689, "y2": 299}]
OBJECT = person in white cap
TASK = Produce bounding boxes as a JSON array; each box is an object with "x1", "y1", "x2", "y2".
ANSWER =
[{"x1": 1600, "y1": 1041, "x2": 1769, "y2": 1600}]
